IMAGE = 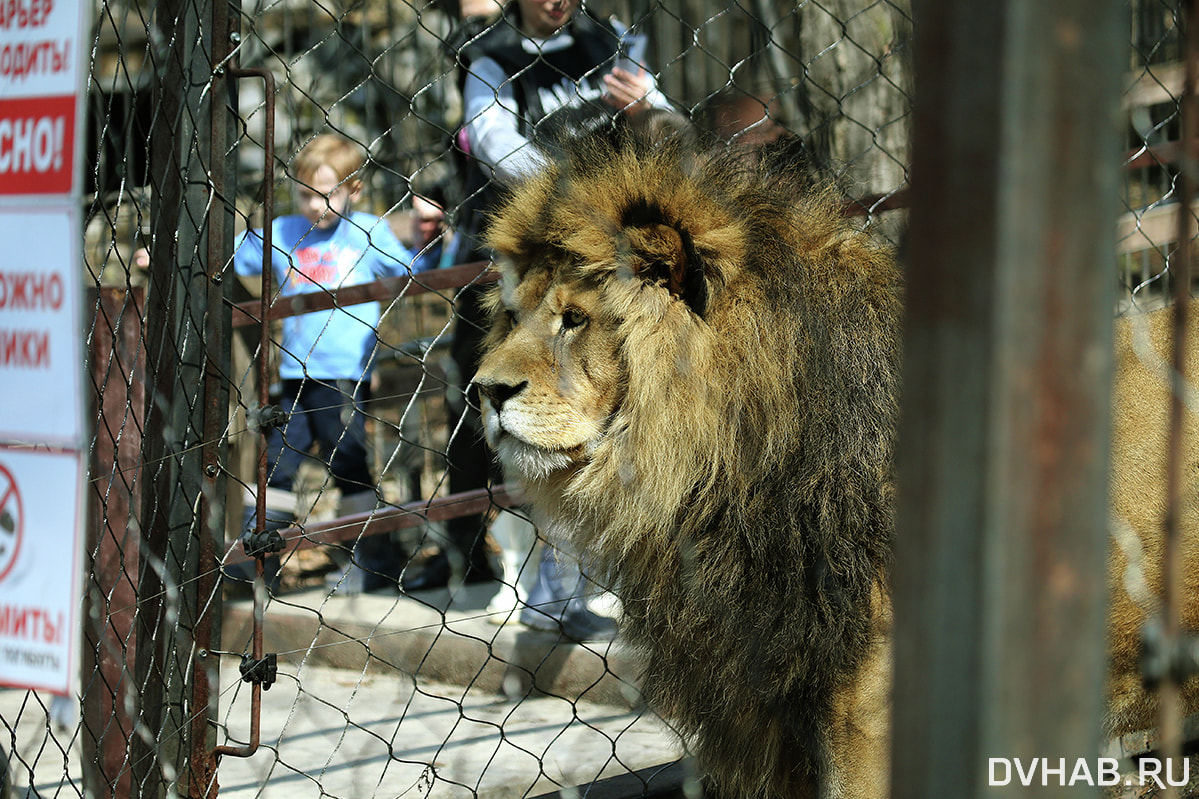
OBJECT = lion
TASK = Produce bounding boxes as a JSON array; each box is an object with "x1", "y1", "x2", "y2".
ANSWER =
[
  {"x1": 472, "y1": 128, "x2": 1199, "y2": 798},
  {"x1": 1106, "y1": 305, "x2": 1199, "y2": 737}
]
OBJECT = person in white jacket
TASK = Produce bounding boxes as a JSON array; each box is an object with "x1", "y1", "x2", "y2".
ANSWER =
[{"x1": 403, "y1": 0, "x2": 673, "y2": 640}]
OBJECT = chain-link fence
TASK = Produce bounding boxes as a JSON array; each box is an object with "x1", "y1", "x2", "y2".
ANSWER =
[
  {"x1": 0, "y1": 0, "x2": 1192, "y2": 797},
  {"x1": 1123, "y1": 1, "x2": 1199, "y2": 319}
]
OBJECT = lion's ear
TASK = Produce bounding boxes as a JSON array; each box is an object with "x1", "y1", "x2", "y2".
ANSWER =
[{"x1": 625, "y1": 220, "x2": 709, "y2": 316}]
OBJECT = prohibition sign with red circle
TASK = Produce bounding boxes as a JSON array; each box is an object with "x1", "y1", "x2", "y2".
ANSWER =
[{"x1": 0, "y1": 463, "x2": 23, "y2": 582}]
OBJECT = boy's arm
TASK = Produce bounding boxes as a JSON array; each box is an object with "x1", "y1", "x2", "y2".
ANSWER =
[
  {"x1": 463, "y1": 57, "x2": 546, "y2": 184},
  {"x1": 364, "y1": 217, "x2": 419, "y2": 276}
]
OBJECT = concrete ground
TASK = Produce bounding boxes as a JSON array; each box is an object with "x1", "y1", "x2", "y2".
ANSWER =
[
  {"x1": 0, "y1": 576, "x2": 1195, "y2": 798},
  {"x1": 0, "y1": 581, "x2": 688, "y2": 798},
  {"x1": 221, "y1": 581, "x2": 648, "y2": 711},
  {"x1": 211, "y1": 660, "x2": 684, "y2": 799}
]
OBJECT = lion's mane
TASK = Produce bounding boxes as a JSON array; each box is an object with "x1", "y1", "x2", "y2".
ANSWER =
[{"x1": 483, "y1": 131, "x2": 904, "y2": 797}]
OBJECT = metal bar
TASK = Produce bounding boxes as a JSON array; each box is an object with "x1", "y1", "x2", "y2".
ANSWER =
[
  {"x1": 135, "y1": 0, "x2": 204, "y2": 785},
  {"x1": 220, "y1": 484, "x2": 522, "y2": 567},
  {"x1": 229, "y1": 260, "x2": 496, "y2": 327},
  {"x1": 186, "y1": 0, "x2": 240, "y2": 791},
  {"x1": 212, "y1": 60, "x2": 276, "y2": 764},
  {"x1": 893, "y1": 2, "x2": 1122, "y2": 797},
  {"x1": 82, "y1": 288, "x2": 146, "y2": 799}
]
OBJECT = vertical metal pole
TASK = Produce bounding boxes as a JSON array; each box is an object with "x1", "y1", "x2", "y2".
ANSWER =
[
  {"x1": 135, "y1": 10, "x2": 185, "y2": 790},
  {"x1": 83, "y1": 287, "x2": 146, "y2": 799},
  {"x1": 185, "y1": 0, "x2": 240, "y2": 792},
  {"x1": 892, "y1": 2, "x2": 1123, "y2": 798},
  {"x1": 137, "y1": 0, "x2": 224, "y2": 791},
  {"x1": 1160, "y1": 2, "x2": 1199, "y2": 795}
]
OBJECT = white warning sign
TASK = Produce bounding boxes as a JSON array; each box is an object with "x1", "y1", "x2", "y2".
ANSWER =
[
  {"x1": 0, "y1": 0, "x2": 86, "y2": 698},
  {"x1": 0, "y1": 207, "x2": 83, "y2": 447},
  {"x1": 0, "y1": 0, "x2": 86, "y2": 198},
  {"x1": 0, "y1": 449, "x2": 82, "y2": 694}
]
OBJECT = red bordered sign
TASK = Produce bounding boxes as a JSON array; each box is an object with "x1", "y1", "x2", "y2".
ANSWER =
[
  {"x1": 0, "y1": 0, "x2": 88, "y2": 696},
  {"x1": 0, "y1": 0, "x2": 87, "y2": 200},
  {"x1": 0, "y1": 462, "x2": 21, "y2": 582}
]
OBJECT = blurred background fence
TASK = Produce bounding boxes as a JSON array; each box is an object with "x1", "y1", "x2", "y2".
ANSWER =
[{"x1": 0, "y1": 0, "x2": 1192, "y2": 797}]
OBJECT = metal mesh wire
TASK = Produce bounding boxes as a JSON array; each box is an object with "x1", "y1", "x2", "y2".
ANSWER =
[
  {"x1": 1123, "y1": 1, "x2": 1194, "y2": 312},
  {"x1": 0, "y1": 0, "x2": 1188, "y2": 797}
]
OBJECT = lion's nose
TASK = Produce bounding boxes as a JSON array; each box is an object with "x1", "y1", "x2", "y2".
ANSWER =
[{"x1": 478, "y1": 379, "x2": 526, "y2": 411}]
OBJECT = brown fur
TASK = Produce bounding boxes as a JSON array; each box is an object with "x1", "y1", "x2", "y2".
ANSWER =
[
  {"x1": 1106, "y1": 306, "x2": 1199, "y2": 736},
  {"x1": 476, "y1": 131, "x2": 900, "y2": 798},
  {"x1": 472, "y1": 129, "x2": 1199, "y2": 798}
]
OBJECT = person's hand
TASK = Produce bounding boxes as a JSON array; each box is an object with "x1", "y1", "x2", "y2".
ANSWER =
[
  {"x1": 602, "y1": 66, "x2": 652, "y2": 115},
  {"x1": 132, "y1": 247, "x2": 150, "y2": 269}
]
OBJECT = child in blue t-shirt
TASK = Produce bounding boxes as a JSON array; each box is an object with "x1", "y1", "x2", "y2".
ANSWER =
[{"x1": 234, "y1": 133, "x2": 423, "y2": 593}]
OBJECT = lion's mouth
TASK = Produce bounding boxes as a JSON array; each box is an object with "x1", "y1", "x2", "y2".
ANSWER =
[
  {"x1": 480, "y1": 400, "x2": 581, "y2": 481},
  {"x1": 491, "y1": 434, "x2": 576, "y2": 481}
]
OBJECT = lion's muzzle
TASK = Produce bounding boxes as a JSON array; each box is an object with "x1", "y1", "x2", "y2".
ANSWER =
[
  {"x1": 473, "y1": 372, "x2": 598, "y2": 482},
  {"x1": 474, "y1": 375, "x2": 524, "y2": 451}
]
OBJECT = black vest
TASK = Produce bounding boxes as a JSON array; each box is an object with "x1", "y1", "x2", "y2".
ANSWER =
[
  {"x1": 451, "y1": 8, "x2": 626, "y2": 260},
  {"x1": 447, "y1": 8, "x2": 625, "y2": 367},
  {"x1": 457, "y1": 8, "x2": 624, "y2": 140}
]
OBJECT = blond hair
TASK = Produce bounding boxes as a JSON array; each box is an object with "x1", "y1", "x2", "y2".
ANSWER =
[{"x1": 291, "y1": 133, "x2": 365, "y2": 185}]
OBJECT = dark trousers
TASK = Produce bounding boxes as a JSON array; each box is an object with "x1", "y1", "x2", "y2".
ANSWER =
[
  {"x1": 266, "y1": 378, "x2": 373, "y2": 495},
  {"x1": 444, "y1": 286, "x2": 498, "y2": 571},
  {"x1": 264, "y1": 378, "x2": 401, "y2": 589}
]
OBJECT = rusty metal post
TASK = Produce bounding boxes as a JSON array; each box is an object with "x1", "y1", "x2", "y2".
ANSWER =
[
  {"x1": 82, "y1": 287, "x2": 146, "y2": 799},
  {"x1": 182, "y1": 0, "x2": 241, "y2": 792},
  {"x1": 892, "y1": 2, "x2": 1124, "y2": 798}
]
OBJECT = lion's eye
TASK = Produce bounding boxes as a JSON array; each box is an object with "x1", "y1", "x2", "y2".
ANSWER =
[
  {"x1": 505, "y1": 309, "x2": 519, "y2": 327},
  {"x1": 561, "y1": 308, "x2": 588, "y2": 330}
]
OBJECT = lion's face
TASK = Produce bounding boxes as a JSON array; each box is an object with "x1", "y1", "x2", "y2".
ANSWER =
[{"x1": 475, "y1": 264, "x2": 624, "y2": 482}]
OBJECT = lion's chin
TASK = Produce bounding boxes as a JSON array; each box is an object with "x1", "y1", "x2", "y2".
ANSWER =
[{"x1": 492, "y1": 434, "x2": 577, "y2": 482}]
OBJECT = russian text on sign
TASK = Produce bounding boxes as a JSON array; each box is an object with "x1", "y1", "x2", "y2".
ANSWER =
[
  {"x1": 0, "y1": 40, "x2": 69, "y2": 80},
  {"x1": 0, "y1": 270, "x2": 64, "y2": 309},
  {"x1": 0, "y1": 603, "x2": 63, "y2": 643},
  {"x1": 0, "y1": 0, "x2": 55, "y2": 29}
]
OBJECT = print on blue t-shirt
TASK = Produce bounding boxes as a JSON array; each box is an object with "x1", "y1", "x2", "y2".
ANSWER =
[{"x1": 234, "y1": 212, "x2": 420, "y2": 381}]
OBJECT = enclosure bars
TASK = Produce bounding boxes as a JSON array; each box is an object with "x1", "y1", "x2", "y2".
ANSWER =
[
  {"x1": 893, "y1": 2, "x2": 1122, "y2": 797},
  {"x1": 209, "y1": 49, "x2": 279, "y2": 765},
  {"x1": 220, "y1": 484, "x2": 523, "y2": 568},
  {"x1": 181, "y1": 0, "x2": 242, "y2": 790}
]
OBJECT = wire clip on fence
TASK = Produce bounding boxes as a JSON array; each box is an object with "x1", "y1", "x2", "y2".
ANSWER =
[
  {"x1": 246, "y1": 403, "x2": 288, "y2": 434},
  {"x1": 1140, "y1": 615, "x2": 1199, "y2": 690},
  {"x1": 241, "y1": 527, "x2": 286, "y2": 558},
  {"x1": 239, "y1": 653, "x2": 278, "y2": 691}
]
